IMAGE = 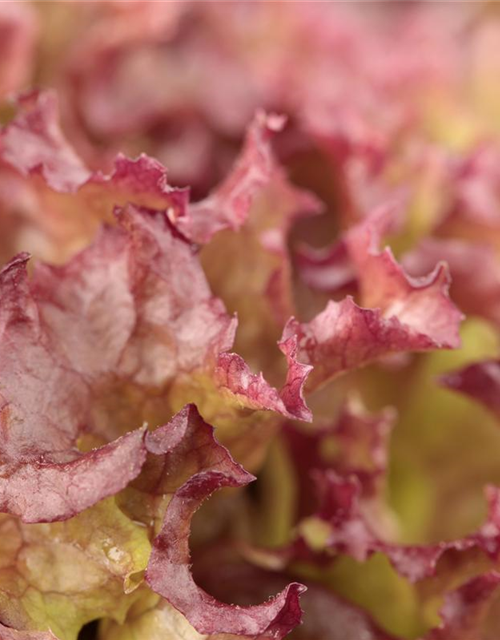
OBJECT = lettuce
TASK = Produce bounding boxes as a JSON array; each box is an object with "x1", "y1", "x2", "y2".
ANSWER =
[{"x1": 2, "y1": 4, "x2": 500, "y2": 640}]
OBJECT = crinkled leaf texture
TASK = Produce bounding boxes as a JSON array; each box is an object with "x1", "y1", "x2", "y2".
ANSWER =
[
  {"x1": 0, "y1": 198, "x2": 312, "y2": 523},
  {"x1": 0, "y1": 90, "x2": 188, "y2": 263},
  {"x1": 101, "y1": 579, "x2": 394, "y2": 640},
  {"x1": 0, "y1": 404, "x2": 307, "y2": 640},
  {"x1": 0, "y1": 498, "x2": 151, "y2": 640},
  {"x1": 0, "y1": 255, "x2": 148, "y2": 523},
  {"x1": 179, "y1": 110, "x2": 288, "y2": 244},
  {"x1": 403, "y1": 239, "x2": 500, "y2": 327},
  {"x1": 144, "y1": 405, "x2": 306, "y2": 639},
  {"x1": 0, "y1": 91, "x2": 298, "y2": 264},
  {"x1": 0, "y1": 92, "x2": 312, "y2": 470},
  {"x1": 199, "y1": 109, "x2": 321, "y2": 377},
  {"x1": 190, "y1": 544, "x2": 396, "y2": 640},
  {"x1": 0, "y1": 91, "x2": 317, "y2": 413},
  {"x1": 215, "y1": 337, "x2": 312, "y2": 423},
  {"x1": 293, "y1": 471, "x2": 500, "y2": 584},
  {"x1": 284, "y1": 397, "x2": 396, "y2": 525},
  {"x1": 287, "y1": 205, "x2": 462, "y2": 389}
]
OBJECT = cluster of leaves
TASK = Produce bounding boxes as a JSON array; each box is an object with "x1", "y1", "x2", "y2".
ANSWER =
[{"x1": 2, "y1": 2, "x2": 500, "y2": 639}]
